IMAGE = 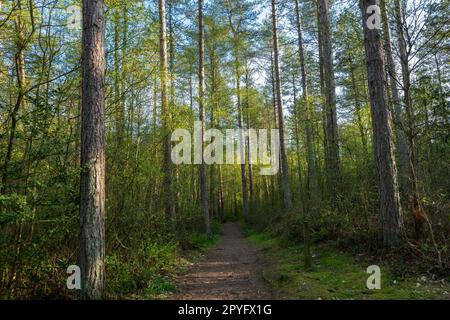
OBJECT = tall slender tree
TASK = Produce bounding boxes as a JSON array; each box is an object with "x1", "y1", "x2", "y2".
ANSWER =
[
  {"x1": 225, "y1": 0, "x2": 249, "y2": 219},
  {"x1": 380, "y1": 0, "x2": 409, "y2": 193},
  {"x1": 79, "y1": 0, "x2": 106, "y2": 299},
  {"x1": 360, "y1": 0, "x2": 403, "y2": 246},
  {"x1": 159, "y1": 0, "x2": 175, "y2": 224},
  {"x1": 271, "y1": 0, "x2": 293, "y2": 210},
  {"x1": 393, "y1": 0, "x2": 426, "y2": 238},
  {"x1": 294, "y1": 0, "x2": 313, "y2": 267},
  {"x1": 199, "y1": 0, "x2": 210, "y2": 234},
  {"x1": 317, "y1": 0, "x2": 340, "y2": 205}
]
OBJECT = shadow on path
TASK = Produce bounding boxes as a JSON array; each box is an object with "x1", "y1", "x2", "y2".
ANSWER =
[{"x1": 169, "y1": 222, "x2": 271, "y2": 300}]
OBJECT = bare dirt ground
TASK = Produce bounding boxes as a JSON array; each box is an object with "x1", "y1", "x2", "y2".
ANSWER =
[{"x1": 169, "y1": 222, "x2": 271, "y2": 300}]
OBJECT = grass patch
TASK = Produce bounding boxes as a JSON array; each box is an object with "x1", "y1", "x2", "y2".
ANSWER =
[
  {"x1": 246, "y1": 229, "x2": 450, "y2": 300},
  {"x1": 145, "y1": 275, "x2": 177, "y2": 298},
  {"x1": 247, "y1": 232, "x2": 273, "y2": 245},
  {"x1": 178, "y1": 221, "x2": 221, "y2": 251},
  {"x1": 180, "y1": 231, "x2": 221, "y2": 264},
  {"x1": 188, "y1": 233, "x2": 220, "y2": 251}
]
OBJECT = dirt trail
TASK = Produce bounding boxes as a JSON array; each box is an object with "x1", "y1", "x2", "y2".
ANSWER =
[{"x1": 170, "y1": 222, "x2": 271, "y2": 300}]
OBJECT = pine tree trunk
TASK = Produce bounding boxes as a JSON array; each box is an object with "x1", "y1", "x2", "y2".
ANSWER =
[
  {"x1": 237, "y1": 70, "x2": 249, "y2": 219},
  {"x1": 317, "y1": 0, "x2": 340, "y2": 204},
  {"x1": 380, "y1": 0, "x2": 409, "y2": 194},
  {"x1": 271, "y1": 0, "x2": 293, "y2": 210},
  {"x1": 198, "y1": 0, "x2": 210, "y2": 235},
  {"x1": 225, "y1": 0, "x2": 249, "y2": 220},
  {"x1": 219, "y1": 165, "x2": 225, "y2": 222},
  {"x1": 113, "y1": 2, "x2": 123, "y2": 147},
  {"x1": 360, "y1": 0, "x2": 404, "y2": 246},
  {"x1": 393, "y1": 0, "x2": 425, "y2": 239},
  {"x1": 291, "y1": 73, "x2": 303, "y2": 187},
  {"x1": 120, "y1": 0, "x2": 127, "y2": 137},
  {"x1": 245, "y1": 60, "x2": 254, "y2": 204},
  {"x1": 152, "y1": 71, "x2": 158, "y2": 134},
  {"x1": 270, "y1": 49, "x2": 282, "y2": 204},
  {"x1": 159, "y1": 0, "x2": 175, "y2": 225},
  {"x1": 79, "y1": 0, "x2": 106, "y2": 299},
  {"x1": 294, "y1": 0, "x2": 313, "y2": 268},
  {"x1": 169, "y1": 0, "x2": 175, "y2": 105}
]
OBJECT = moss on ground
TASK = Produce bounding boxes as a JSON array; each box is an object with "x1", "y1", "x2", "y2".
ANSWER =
[{"x1": 247, "y1": 229, "x2": 450, "y2": 300}]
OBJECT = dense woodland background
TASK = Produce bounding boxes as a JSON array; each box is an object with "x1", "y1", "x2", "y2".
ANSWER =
[{"x1": 0, "y1": 0, "x2": 448, "y2": 299}]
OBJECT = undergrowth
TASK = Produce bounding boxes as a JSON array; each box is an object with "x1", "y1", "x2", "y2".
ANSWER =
[
  {"x1": 105, "y1": 221, "x2": 221, "y2": 299},
  {"x1": 246, "y1": 228, "x2": 450, "y2": 300}
]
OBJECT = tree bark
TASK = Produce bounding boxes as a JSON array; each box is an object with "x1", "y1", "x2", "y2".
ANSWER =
[
  {"x1": 360, "y1": 0, "x2": 404, "y2": 246},
  {"x1": 79, "y1": 0, "x2": 106, "y2": 299}
]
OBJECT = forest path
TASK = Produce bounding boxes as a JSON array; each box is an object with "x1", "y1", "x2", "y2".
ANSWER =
[{"x1": 169, "y1": 222, "x2": 271, "y2": 300}]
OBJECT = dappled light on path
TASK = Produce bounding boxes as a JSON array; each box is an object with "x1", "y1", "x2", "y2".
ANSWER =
[{"x1": 170, "y1": 223, "x2": 270, "y2": 300}]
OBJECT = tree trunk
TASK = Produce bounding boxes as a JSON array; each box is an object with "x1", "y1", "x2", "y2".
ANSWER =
[
  {"x1": 269, "y1": 49, "x2": 282, "y2": 204},
  {"x1": 219, "y1": 165, "x2": 225, "y2": 222},
  {"x1": 271, "y1": 0, "x2": 293, "y2": 210},
  {"x1": 152, "y1": 70, "x2": 158, "y2": 134},
  {"x1": 245, "y1": 60, "x2": 254, "y2": 204},
  {"x1": 207, "y1": 37, "x2": 220, "y2": 221},
  {"x1": 198, "y1": 0, "x2": 210, "y2": 235},
  {"x1": 209, "y1": 107, "x2": 217, "y2": 220},
  {"x1": 380, "y1": 0, "x2": 409, "y2": 194},
  {"x1": 113, "y1": 2, "x2": 123, "y2": 147},
  {"x1": 291, "y1": 73, "x2": 303, "y2": 187},
  {"x1": 225, "y1": 0, "x2": 249, "y2": 220},
  {"x1": 120, "y1": 0, "x2": 127, "y2": 139},
  {"x1": 317, "y1": 0, "x2": 340, "y2": 204},
  {"x1": 169, "y1": 0, "x2": 175, "y2": 105},
  {"x1": 237, "y1": 69, "x2": 249, "y2": 219},
  {"x1": 159, "y1": 0, "x2": 175, "y2": 224},
  {"x1": 294, "y1": 0, "x2": 313, "y2": 268},
  {"x1": 79, "y1": 0, "x2": 106, "y2": 299},
  {"x1": 360, "y1": 0, "x2": 404, "y2": 246},
  {"x1": 394, "y1": 0, "x2": 425, "y2": 239}
]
